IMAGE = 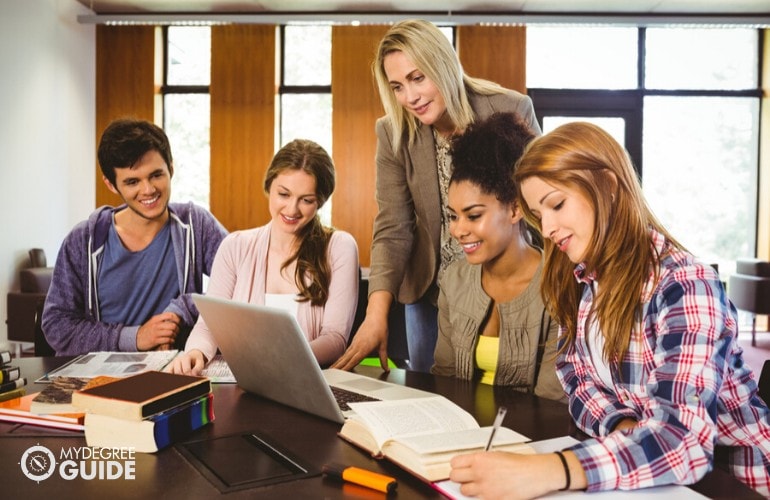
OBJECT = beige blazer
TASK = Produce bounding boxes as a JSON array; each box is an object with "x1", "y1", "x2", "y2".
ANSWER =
[{"x1": 367, "y1": 89, "x2": 541, "y2": 305}]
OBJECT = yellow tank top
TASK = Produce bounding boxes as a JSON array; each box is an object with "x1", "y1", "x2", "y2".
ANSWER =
[{"x1": 475, "y1": 335, "x2": 500, "y2": 385}]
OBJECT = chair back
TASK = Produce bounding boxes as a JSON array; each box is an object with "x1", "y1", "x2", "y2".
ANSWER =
[
  {"x1": 728, "y1": 259, "x2": 770, "y2": 315},
  {"x1": 34, "y1": 299, "x2": 56, "y2": 356},
  {"x1": 349, "y1": 267, "x2": 409, "y2": 368},
  {"x1": 759, "y1": 360, "x2": 770, "y2": 407},
  {"x1": 29, "y1": 248, "x2": 47, "y2": 268}
]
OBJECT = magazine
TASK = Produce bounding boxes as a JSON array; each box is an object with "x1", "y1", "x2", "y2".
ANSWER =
[
  {"x1": 36, "y1": 350, "x2": 236, "y2": 384},
  {"x1": 35, "y1": 351, "x2": 179, "y2": 382}
]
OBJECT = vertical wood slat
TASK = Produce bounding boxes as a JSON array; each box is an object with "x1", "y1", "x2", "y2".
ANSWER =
[
  {"x1": 457, "y1": 25, "x2": 527, "y2": 94},
  {"x1": 331, "y1": 25, "x2": 389, "y2": 267},
  {"x1": 95, "y1": 25, "x2": 155, "y2": 208},
  {"x1": 210, "y1": 25, "x2": 276, "y2": 232}
]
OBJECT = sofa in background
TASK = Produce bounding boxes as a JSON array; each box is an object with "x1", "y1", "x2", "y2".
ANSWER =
[{"x1": 6, "y1": 248, "x2": 53, "y2": 357}]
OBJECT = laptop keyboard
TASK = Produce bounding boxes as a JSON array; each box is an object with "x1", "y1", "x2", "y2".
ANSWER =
[{"x1": 330, "y1": 386, "x2": 380, "y2": 412}]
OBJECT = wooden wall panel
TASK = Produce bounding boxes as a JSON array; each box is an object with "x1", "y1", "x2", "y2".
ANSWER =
[
  {"x1": 457, "y1": 25, "x2": 527, "y2": 94},
  {"x1": 95, "y1": 25, "x2": 155, "y2": 208},
  {"x1": 210, "y1": 25, "x2": 275, "y2": 232},
  {"x1": 331, "y1": 25, "x2": 389, "y2": 267}
]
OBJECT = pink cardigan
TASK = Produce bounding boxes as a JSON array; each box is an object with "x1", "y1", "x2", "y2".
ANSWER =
[{"x1": 185, "y1": 223, "x2": 359, "y2": 366}]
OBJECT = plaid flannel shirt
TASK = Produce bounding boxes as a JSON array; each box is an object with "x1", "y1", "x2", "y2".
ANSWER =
[{"x1": 557, "y1": 229, "x2": 770, "y2": 495}]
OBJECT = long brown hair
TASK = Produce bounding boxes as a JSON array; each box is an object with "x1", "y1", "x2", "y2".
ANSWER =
[
  {"x1": 514, "y1": 122, "x2": 683, "y2": 363},
  {"x1": 264, "y1": 139, "x2": 336, "y2": 306}
]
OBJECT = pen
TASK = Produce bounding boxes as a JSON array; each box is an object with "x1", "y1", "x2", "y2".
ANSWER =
[
  {"x1": 322, "y1": 462, "x2": 398, "y2": 493},
  {"x1": 485, "y1": 406, "x2": 508, "y2": 451}
]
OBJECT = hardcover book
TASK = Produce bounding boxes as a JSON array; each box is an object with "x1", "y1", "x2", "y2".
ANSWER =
[
  {"x1": 338, "y1": 396, "x2": 533, "y2": 483},
  {"x1": 71, "y1": 370, "x2": 211, "y2": 421},
  {"x1": 0, "y1": 377, "x2": 27, "y2": 395},
  {"x1": 0, "y1": 387, "x2": 26, "y2": 403},
  {"x1": 84, "y1": 393, "x2": 215, "y2": 452}
]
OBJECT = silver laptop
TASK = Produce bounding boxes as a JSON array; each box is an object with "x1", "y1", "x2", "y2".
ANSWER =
[{"x1": 192, "y1": 294, "x2": 433, "y2": 424}]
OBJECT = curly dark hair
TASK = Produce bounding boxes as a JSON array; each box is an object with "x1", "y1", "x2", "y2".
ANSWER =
[{"x1": 449, "y1": 112, "x2": 536, "y2": 204}]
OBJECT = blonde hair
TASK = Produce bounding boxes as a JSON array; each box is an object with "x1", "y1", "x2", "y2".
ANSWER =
[
  {"x1": 372, "y1": 19, "x2": 506, "y2": 151},
  {"x1": 514, "y1": 122, "x2": 682, "y2": 363}
]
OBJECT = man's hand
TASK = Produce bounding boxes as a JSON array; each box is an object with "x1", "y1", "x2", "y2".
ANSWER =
[
  {"x1": 166, "y1": 350, "x2": 206, "y2": 376},
  {"x1": 136, "y1": 312, "x2": 180, "y2": 351},
  {"x1": 331, "y1": 291, "x2": 392, "y2": 371}
]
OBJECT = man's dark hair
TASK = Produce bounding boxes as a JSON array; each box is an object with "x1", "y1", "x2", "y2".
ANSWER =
[
  {"x1": 450, "y1": 112, "x2": 536, "y2": 204},
  {"x1": 97, "y1": 118, "x2": 173, "y2": 187}
]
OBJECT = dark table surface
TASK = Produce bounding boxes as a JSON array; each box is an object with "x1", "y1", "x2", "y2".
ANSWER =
[{"x1": 0, "y1": 357, "x2": 760, "y2": 499}]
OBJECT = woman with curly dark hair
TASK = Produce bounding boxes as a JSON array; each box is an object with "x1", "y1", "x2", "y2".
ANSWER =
[{"x1": 431, "y1": 112, "x2": 564, "y2": 402}]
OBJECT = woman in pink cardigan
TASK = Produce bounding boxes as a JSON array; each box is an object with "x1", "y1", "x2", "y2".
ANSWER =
[{"x1": 169, "y1": 139, "x2": 359, "y2": 375}]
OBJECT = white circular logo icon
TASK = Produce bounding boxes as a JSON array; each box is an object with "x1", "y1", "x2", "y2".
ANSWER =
[{"x1": 20, "y1": 444, "x2": 56, "y2": 482}]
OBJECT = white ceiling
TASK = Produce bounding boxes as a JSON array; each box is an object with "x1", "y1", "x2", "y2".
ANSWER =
[
  {"x1": 74, "y1": 0, "x2": 770, "y2": 25},
  {"x1": 75, "y1": 1, "x2": 770, "y2": 15}
]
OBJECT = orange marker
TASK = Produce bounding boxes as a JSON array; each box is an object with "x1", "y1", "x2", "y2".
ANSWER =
[{"x1": 323, "y1": 463, "x2": 397, "y2": 494}]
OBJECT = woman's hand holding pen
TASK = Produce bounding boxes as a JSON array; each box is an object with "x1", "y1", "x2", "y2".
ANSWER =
[{"x1": 450, "y1": 452, "x2": 578, "y2": 500}]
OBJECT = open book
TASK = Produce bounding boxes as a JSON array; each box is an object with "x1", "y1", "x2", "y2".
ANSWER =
[{"x1": 338, "y1": 396, "x2": 533, "y2": 482}]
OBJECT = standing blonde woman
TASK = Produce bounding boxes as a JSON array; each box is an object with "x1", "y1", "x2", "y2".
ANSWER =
[{"x1": 333, "y1": 19, "x2": 541, "y2": 373}]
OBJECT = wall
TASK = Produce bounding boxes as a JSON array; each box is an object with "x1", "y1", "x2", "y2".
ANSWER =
[{"x1": 0, "y1": 0, "x2": 95, "y2": 344}]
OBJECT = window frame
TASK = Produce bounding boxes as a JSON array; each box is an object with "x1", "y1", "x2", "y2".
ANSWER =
[{"x1": 527, "y1": 27, "x2": 763, "y2": 254}]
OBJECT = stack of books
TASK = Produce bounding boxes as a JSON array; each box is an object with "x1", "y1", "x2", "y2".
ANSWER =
[
  {"x1": 72, "y1": 371, "x2": 214, "y2": 453},
  {"x1": 0, "y1": 375, "x2": 120, "y2": 431},
  {"x1": 0, "y1": 391, "x2": 86, "y2": 431},
  {"x1": 0, "y1": 349, "x2": 27, "y2": 402}
]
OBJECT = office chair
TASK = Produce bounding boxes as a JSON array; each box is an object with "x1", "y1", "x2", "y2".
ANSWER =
[
  {"x1": 349, "y1": 267, "x2": 409, "y2": 369},
  {"x1": 34, "y1": 299, "x2": 56, "y2": 357},
  {"x1": 759, "y1": 360, "x2": 770, "y2": 407},
  {"x1": 728, "y1": 259, "x2": 770, "y2": 347}
]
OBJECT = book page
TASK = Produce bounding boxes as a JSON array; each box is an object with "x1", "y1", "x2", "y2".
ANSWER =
[
  {"x1": 433, "y1": 436, "x2": 707, "y2": 499},
  {"x1": 394, "y1": 426, "x2": 530, "y2": 455},
  {"x1": 347, "y1": 396, "x2": 479, "y2": 448},
  {"x1": 200, "y1": 354, "x2": 236, "y2": 383}
]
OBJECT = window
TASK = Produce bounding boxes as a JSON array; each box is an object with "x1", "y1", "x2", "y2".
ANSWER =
[
  {"x1": 527, "y1": 27, "x2": 760, "y2": 278},
  {"x1": 527, "y1": 26, "x2": 637, "y2": 89},
  {"x1": 280, "y1": 25, "x2": 333, "y2": 224},
  {"x1": 280, "y1": 25, "x2": 332, "y2": 150},
  {"x1": 163, "y1": 26, "x2": 211, "y2": 209}
]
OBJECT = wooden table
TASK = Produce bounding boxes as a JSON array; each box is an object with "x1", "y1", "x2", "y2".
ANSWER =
[{"x1": 0, "y1": 357, "x2": 760, "y2": 499}]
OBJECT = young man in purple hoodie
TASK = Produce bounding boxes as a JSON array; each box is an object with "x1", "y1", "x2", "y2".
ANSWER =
[{"x1": 42, "y1": 118, "x2": 228, "y2": 356}]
